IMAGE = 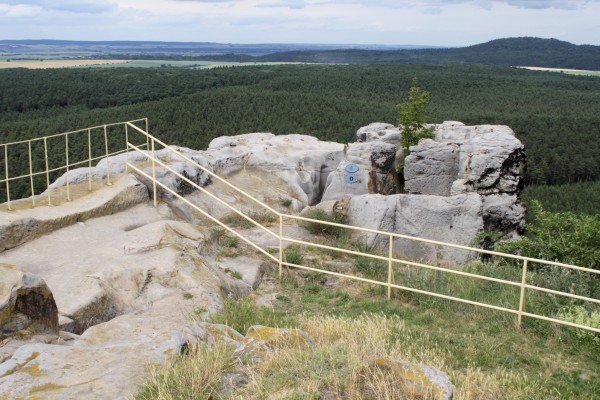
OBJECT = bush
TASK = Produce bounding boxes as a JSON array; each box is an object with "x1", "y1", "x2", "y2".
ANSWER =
[{"x1": 498, "y1": 200, "x2": 600, "y2": 271}]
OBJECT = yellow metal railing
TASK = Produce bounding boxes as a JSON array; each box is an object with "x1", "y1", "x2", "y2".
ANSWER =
[
  {"x1": 0, "y1": 118, "x2": 148, "y2": 209},
  {"x1": 124, "y1": 122, "x2": 600, "y2": 335},
  {"x1": 2, "y1": 120, "x2": 597, "y2": 334}
]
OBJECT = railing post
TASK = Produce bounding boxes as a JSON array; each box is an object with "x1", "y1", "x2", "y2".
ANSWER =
[
  {"x1": 279, "y1": 214, "x2": 284, "y2": 279},
  {"x1": 87, "y1": 128, "x2": 92, "y2": 191},
  {"x1": 65, "y1": 133, "x2": 71, "y2": 201},
  {"x1": 517, "y1": 259, "x2": 528, "y2": 330},
  {"x1": 145, "y1": 118, "x2": 150, "y2": 150},
  {"x1": 388, "y1": 235, "x2": 393, "y2": 300},
  {"x1": 3, "y1": 145, "x2": 11, "y2": 210},
  {"x1": 43, "y1": 137, "x2": 51, "y2": 206},
  {"x1": 103, "y1": 125, "x2": 112, "y2": 186},
  {"x1": 151, "y1": 138, "x2": 157, "y2": 207},
  {"x1": 125, "y1": 123, "x2": 129, "y2": 173},
  {"x1": 28, "y1": 141, "x2": 35, "y2": 207}
]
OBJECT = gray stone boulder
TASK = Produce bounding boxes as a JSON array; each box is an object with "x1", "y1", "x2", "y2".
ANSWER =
[{"x1": 405, "y1": 122, "x2": 525, "y2": 197}]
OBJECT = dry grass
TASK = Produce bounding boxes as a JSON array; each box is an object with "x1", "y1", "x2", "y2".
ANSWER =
[{"x1": 134, "y1": 343, "x2": 233, "y2": 400}]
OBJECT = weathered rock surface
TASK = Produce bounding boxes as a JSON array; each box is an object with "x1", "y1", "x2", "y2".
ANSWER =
[
  {"x1": 322, "y1": 141, "x2": 400, "y2": 202},
  {"x1": 374, "y1": 357, "x2": 453, "y2": 400},
  {"x1": 0, "y1": 191, "x2": 254, "y2": 340},
  {"x1": 351, "y1": 121, "x2": 525, "y2": 247},
  {"x1": 0, "y1": 264, "x2": 58, "y2": 336},
  {"x1": 356, "y1": 122, "x2": 401, "y2": 145},
  {"x1": 0, "y1": 174, "x2": 148, "y2": 252},
  {"x1": 0, "y1": 315, "x2": 237, "y2": 400},
  {"x1": 348, "y1": 193, "x2": 482, "y2": 264},
  {"x1": 404, "y1": 140, "x2": 460, "y2": 197}
]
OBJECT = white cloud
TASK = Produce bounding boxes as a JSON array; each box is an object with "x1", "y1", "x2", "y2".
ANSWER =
[
  {"x1": 0, "y1": 0, "x2": 598, "y2": 45},
  {"x1": 0, "y1": 0, "x2": 115, "y2": 14}
]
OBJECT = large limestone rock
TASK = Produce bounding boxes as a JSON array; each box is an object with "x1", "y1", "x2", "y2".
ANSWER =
[
  {"x1": 207, "y1": 133, "x2": 345, "y2": 205},
  {"x1": 405, "y1": 121, "x2": 526, "y2": 198},
  {"x1": 350, "y1": 121, "x2": 525, "y2": 250},
  {"x1": 403, "y1": 141, "x2": 460, "y2": 196}
]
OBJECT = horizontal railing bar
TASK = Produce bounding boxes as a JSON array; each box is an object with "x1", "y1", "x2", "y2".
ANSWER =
[
  {"x1": 524, "y1": 284, "x2": 600, "y2": 304},
  {"x1": 0, "y1": 119, "x2": 148, "y2": 146},
  {"x1": 127, "y1": 162, "x2": 278, "y2": 263},
  {"x1": 522, "y1": 311, "x2": 600, "y2": 334},
  {"x1": 283, "y1": 216, "x2": 598, "y2": 274},
  {"x1": 388, "y1": 282, "x2": 520, "y2": 315},
  {"x1": 282, "y1": 261, "x2": 390, "y2": 286},
  {"x1": 283, "y1": 259, "x2": 519, "y2": 315},
  {"x1": 283, "y1": 236, "x2": 391, "y2": 262},
  {"x1": 0, "y1": 143, "x2": 149, "y2": 184},
  {"x1": 126, "y1": 122, "x2": 280, "y2": 215},
  {"x1": 127, "y1": 142, "x2": 278, "y2": 240},
  {"x1": 394, "y1": 258, "x2": 522, "y2": 288}
]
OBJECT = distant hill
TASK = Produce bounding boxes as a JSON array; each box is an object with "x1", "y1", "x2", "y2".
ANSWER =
[
  {"x1": 1, "y1": 37, "x2": 598, "y2": 70},
  {"x1": 0, "y1": 39, "x2": 438, "y2": 57},
  {"x1": 255, "y1": 37, "x2": 600, "y2": 70}
]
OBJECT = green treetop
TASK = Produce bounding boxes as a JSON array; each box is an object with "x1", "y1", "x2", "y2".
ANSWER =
[{"x1": 396, "y1": 78, "x2": 435, "y2": 156}]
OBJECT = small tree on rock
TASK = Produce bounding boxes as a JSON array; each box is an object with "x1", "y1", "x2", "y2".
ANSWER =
[{"x1": 396, "y1": 78, "x2": 435, "y2": 156}]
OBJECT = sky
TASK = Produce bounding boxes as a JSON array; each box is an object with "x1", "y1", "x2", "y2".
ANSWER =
[{"x1": 0, "y1": 0, "x2": 599, "y2": 46}]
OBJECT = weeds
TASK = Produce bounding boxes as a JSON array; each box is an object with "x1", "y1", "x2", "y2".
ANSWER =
[
  {"x1": 284, "y1": 245, "x2": 304, "y2": 265},
  {"x1": 135, "y1": 343, "x2": 233, "y2": 400},
  {"x1": 224, "y1": 268, "x2": 243, "y2": 280},
  {"x1": 301, "y1": 208, "x2": 347, "y2": 238},
  {"x1": 210, "y1": 295, "x2": 296, "y2": 335}
]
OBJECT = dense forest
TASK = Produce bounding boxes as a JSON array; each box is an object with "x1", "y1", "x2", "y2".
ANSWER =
[{"x1": 0, "y1": 63, "x2": 599, "y2": 213}]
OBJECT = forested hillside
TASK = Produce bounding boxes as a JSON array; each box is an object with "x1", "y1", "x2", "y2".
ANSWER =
[
  {"x1": 255, "y1": 37, "x2": 600, "y2": 70},
  {"x1": 1, "y1": 64, "x2": 599, "y2": 212}
]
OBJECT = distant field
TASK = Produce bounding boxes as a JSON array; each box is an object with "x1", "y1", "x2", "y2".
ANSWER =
[
  {"x1": 518, "y1": 66, "x2": 600, "y2": 76},
  {"x1": 0, "y1": 59, "x2": 129, "y2": 69},
  {"x1": 0, "y1": 58, "x2": 310, "y2": 69}
]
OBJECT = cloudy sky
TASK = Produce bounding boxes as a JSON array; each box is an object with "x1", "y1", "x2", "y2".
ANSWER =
[{"x1": 0, "y1": 0, "x2": 598, "y2": 46}]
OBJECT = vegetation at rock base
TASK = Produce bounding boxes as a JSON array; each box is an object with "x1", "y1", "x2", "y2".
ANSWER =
[
  {"x1": 1, "y1": 63, "x2": 600, "y2": 214},
  {"x1": 498, "y1": 200, "x2": 600, "y2": 272},
  {"x1": 134, "y1": 213, "x2": 600, "y2": 399},
  {"x1": 396, "y1": 77, "x2": 435, "y2": 156}
]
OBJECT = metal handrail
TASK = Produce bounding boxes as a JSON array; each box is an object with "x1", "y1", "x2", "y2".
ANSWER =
[
  {"x1": 3, "y1": 119, "x2": 597, "y2": 334},
  {"x1": 1, "y1": 118, "x2": 149, "y2": 209},
  {"x1": 125, "y1": 128, "x2": 599, "y2": 334}
]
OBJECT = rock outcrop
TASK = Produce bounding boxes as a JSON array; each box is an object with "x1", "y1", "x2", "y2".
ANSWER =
[
  {"x1": 0, "y1": 120, "x2": 524, "y2": 398},
  {"x1": 349, "y1": 121, "x2": 526, "y2": 261}
]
